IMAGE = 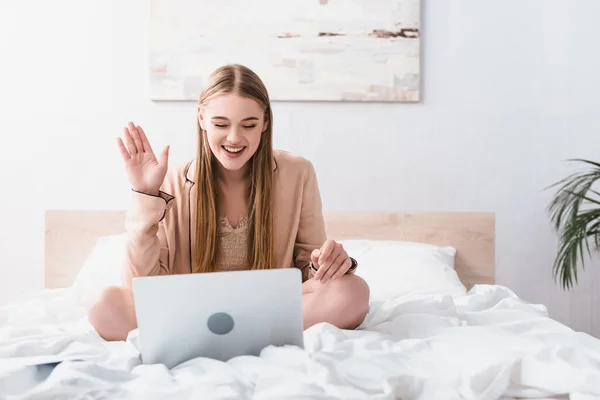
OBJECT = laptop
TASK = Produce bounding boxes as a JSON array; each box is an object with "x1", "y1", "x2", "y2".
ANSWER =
[{"x1": 131, "y1": 268, "x2": 304, "y2": 369}]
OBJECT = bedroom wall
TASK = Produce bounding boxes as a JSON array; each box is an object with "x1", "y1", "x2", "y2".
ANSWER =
[{"x1": 2, "y1": 1, "x2": 600, "y2": 335}]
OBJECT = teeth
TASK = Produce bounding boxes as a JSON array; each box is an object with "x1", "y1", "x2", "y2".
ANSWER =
[{"x1": 224, "y1": 146, "x2": 243, "y2": 153}]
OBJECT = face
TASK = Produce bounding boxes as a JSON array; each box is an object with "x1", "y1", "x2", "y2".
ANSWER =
[{"x1": 198, "y1": 93, "x2": 268, "y2": 174}]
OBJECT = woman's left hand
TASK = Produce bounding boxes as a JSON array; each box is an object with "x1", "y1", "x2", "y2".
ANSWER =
[{"x1": 311, "y1": 240, "x2": 353, "y2": 283}]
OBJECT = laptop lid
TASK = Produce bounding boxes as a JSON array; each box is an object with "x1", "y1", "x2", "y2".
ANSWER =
[{"x1": 132, "y1": 268, "x2": 304, "y2": 368}]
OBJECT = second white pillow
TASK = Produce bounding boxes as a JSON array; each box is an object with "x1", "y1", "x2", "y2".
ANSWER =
[{"x1": 339, "y1": 239, "x2": 466, "y2": 301}]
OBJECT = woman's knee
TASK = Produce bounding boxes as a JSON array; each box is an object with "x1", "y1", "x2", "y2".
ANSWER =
[
  {"x1": 339, "y1": 275, "x2": 370, "y2": 327},
  {"x1": 89, "y1": 286, "x2": 130, "y2": 315},
  {"x1": 88, "y1": 286, "x2": 136, "y2": 341},
  {"x1": 310, "y1": 274, "x2": 370, "y2": 329}
]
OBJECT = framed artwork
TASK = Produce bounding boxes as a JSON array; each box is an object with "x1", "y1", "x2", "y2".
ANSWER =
[{"x1": 148, "y1": 0, "x2": 421, "y2": 102}]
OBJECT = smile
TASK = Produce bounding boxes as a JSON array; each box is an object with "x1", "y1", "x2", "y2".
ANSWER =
[
  {"x1": 223, "y1": 146, "x2": 245, "y2": 154},
  {"x1": 222, "y1": 146, "x2": 247, "y2": 159}
]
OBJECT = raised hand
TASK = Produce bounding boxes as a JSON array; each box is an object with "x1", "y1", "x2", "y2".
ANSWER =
[{"x1": 117, "y1": 122, "x2": 170, "y2": 196}]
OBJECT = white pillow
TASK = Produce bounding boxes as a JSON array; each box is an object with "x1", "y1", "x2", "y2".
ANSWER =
[
  {"x1": 340, "y1": 239, "x2": 466, "y2": 300},
  {"x1": 72, "y1": 233, "x2": 127, "y2": 306}
]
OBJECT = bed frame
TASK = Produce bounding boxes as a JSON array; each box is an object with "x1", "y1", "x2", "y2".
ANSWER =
[{"x1": 45, "y1": 211, "x2": 495, "y2": 290}]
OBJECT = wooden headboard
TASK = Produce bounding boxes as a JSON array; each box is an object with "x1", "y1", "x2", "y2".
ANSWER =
[{"x1": 45, "y1": 211, "x2": 495, "y2": 290}]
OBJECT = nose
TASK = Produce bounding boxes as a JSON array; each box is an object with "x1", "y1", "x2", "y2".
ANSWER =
[{"x1": 225, "y1": 126, "x2": 243, "y2": 144}]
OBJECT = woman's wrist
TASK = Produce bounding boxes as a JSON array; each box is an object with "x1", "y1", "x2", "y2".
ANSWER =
[
  {"x1": 132, "y1": 188, "x2": 160, "y2": 197},
  {"x1": 347, "y1": 257, "x2": 358, "y2": 273}
]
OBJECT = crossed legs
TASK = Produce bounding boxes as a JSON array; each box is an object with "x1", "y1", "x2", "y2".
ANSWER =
[
  {"x1": 301, "y1": 274, "x2": 370, "y2": 330},
  {"x1": 88, "y1": 274, "x2": 370, "y2": 341}
]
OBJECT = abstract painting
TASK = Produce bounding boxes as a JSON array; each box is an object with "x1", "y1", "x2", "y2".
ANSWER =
[{"x1": 148, "y1": 0, "x2": 421, "y2": 102}]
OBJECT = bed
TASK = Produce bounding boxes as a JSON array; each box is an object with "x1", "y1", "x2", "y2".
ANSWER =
[{"x1": 1, "y1": 211, "x2": 600, "y2": 399}]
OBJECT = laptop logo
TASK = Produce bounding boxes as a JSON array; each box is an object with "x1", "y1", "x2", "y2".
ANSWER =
[{"x1": 207, "y1": 312, "x2": 235, "y2": 335}]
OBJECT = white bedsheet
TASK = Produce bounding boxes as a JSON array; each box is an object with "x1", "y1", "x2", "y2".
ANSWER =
[{"x1": 1, "y1": 285, "x2": 600, "y2": 400}]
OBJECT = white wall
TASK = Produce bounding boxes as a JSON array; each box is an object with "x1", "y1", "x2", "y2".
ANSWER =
[{"x1": 2, "y1": 1, "x2": 600, "y2": 334}]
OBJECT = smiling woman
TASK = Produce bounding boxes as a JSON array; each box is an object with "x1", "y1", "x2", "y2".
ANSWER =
[{"x1": 88, "y1": 64, "x2": 369, "y2": 341}]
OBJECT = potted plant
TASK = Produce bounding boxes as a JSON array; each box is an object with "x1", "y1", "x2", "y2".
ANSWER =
[{"x1": 548, "y1": 159, "x2": 600, "y2": 289}]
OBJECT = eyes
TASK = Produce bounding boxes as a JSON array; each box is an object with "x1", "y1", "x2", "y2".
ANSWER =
[{"x1": 213, "y1": 123, "x2": 257, "y2": 129}]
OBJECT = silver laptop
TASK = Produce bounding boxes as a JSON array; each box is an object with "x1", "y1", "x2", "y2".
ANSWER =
[{"x1": 131, "y1": 268, "x2": 304, "y2": 369}]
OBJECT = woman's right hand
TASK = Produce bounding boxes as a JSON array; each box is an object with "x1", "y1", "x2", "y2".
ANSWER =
[{"x1": 117, "y1": 122, "x2": 170, "y2": 196}]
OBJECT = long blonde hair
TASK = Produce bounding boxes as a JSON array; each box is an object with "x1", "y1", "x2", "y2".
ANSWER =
[{"x1": 193, "y1": 64, "x2": 274, "y2": 274}]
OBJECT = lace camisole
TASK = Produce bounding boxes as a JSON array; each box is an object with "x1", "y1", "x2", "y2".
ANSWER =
[{"x1": 216, "y1": 214, "x2": 249, "y2": 271}]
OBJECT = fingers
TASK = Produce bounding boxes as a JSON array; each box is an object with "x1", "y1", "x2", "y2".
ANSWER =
[
  {"x1": 122, "y1": 127, "x2": 138, "y2": 155},
  {"x1": 309, "y1": 249, "x2": 320, "y2": 279},
  {"x1": 137, "y1": 125, "x2": 154, "y2": 155},
  {"x1": 310, "y1": 249, "x2": 320, "y2": 266},
  {"x1": 332, "y1": 257, "x2": 353, "y2": 281},
  {"x1": 120, "y1": 122, "x2": 157, "y2": 159},
  {"x1": 116, "y1": 137, "x2": 130, "y2": 161},
  {"x1": 128, "y1": 122, "x2": 145, "y2": 153},
  {"x1": 314, "y1": 241, "x2": 339, "y2": 281},
  {"x1": 320, "y1": 251, "x2": 344, "y2": 283},
  {"x1": 318, "y1": 240, "x2": 336, "y2": 265}
]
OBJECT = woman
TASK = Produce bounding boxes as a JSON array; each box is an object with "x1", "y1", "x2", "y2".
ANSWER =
[{"x1": 88, "y1": 64, "x2": 370, "y2": 341}]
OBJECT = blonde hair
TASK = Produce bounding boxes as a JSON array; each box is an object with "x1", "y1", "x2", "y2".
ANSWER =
[{"x1": 193, "y1": 64, "x2": 274, "y2": 274}]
